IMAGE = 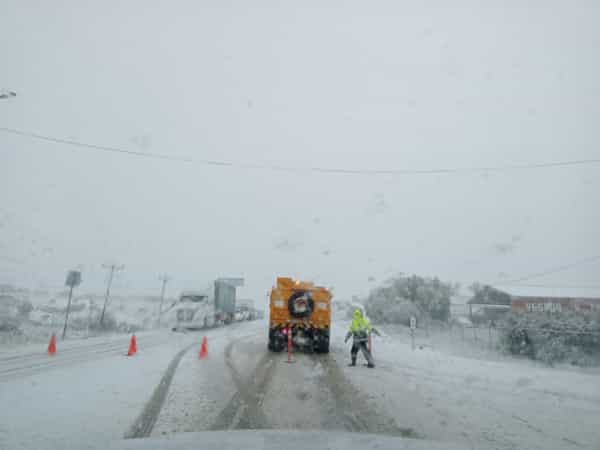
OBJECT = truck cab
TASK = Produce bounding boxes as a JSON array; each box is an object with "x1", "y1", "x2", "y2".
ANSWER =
[{"x1": 172, "y1": 291, "x2": 215, "y2": 330}]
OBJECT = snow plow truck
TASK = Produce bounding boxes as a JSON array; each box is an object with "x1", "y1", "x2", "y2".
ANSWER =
[{"x1": 268, "y1": 277, "x2": 331, "y2": 353}]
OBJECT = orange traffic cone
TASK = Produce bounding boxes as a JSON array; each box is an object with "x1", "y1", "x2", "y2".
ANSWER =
[
  {"x1": 47, "y1": 333, "x2": 56, "y2": 356},
  {"x1": 127, "y1": 334, "x2": 137, "y2": 356},
  {"x1": 199, "y1": 336, "x2": 208, "y2": 359}
]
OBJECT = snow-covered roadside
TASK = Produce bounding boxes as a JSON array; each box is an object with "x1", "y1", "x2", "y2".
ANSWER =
[
  {"x1": 0, "y1": 284, "x2": 177, "y2": 348},
  {"x1": 151, "y1": 321, "x2": 265, "y2": 436},
  {"x1": 331, "y1": 321, "x2": 600, "y2": 450},
  {"x1": 0, "y1": 330, "x2": 197, "y2": 450},
  {"x1": 0, "y1": 329, "x2": 167, "y2": 360}
]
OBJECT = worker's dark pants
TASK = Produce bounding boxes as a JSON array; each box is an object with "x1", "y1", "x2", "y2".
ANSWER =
[{"x1": 351, "y1": 340, "x2": 374, "y2": 366}]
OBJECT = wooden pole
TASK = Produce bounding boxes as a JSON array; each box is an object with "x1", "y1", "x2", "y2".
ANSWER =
[{"x1": 62, "y1": 285, "x2": 74, "y2": 340}]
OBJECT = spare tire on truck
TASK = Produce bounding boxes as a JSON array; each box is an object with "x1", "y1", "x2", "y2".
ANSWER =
[{"x1": 288, "y1": 291, "x2": 314, "y2": 318}]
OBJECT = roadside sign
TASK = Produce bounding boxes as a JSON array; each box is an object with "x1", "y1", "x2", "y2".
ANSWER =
[
  {"x1": 65, "y1": 270, "x2": 82, "y2": 287},
  {"x1": 410, "y1": 316, "x2": 416, "y2": 330}
]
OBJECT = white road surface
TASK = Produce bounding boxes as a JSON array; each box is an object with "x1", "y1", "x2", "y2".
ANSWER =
[
  {"x1": 1, "y1": 320, "x2": 599, "y2": 450},
  {"x1": 0, "y1": 329, "x2": 197, "y2": 450}
]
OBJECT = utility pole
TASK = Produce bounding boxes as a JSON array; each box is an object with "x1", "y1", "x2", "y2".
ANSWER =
[
  {"x1": 100, "y1": 263, "x2": 125, "y2": 327},
  {"x1": 62, "y1": 284, "x2": 75, "y2": 340},
  {"x1": 158, "y1": 274, "x2": 170, "y2": 327}
]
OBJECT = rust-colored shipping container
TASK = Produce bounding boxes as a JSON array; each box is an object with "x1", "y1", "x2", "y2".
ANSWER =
[{"x1": 511, "y1": 296, "x2": 600, "y2": 314}]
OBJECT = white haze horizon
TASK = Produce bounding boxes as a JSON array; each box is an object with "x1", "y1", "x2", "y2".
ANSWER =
[{"x1": 1, "y1": 1, "x2": 599, "y2": 303}]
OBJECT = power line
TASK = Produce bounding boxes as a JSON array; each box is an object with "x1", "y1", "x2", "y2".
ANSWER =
[
  {"x1": 496, "y1": 283, "x2": 600, "y2": 289},
  {"x1": 0, "y1": 127, "x2": 194, "y2": 163},
  {"x1": 2, "y1": 126, "x2": 600, "y2": 176},
  {"x1": 494, "y1": 255, "x2": 600, "y2": 286}
]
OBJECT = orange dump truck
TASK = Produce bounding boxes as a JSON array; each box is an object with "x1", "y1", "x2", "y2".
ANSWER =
[{"x1": 268, "y1": 277, "x2": 332, "y2": 353}]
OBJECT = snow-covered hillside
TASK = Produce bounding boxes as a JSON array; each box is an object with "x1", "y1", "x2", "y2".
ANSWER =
[{"x1": 0, "y1": 284, "x2": 177, "y2": 346}]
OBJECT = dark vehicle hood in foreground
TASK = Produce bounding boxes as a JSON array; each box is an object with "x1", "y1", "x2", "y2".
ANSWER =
[{"x1": 109, "y1": 430, "x2": 465, "y2": 450}]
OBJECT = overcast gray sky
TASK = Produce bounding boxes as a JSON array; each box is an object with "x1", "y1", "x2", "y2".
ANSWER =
[{"x1": 1, "y1": 1, "x2": 599, "y2": 301}]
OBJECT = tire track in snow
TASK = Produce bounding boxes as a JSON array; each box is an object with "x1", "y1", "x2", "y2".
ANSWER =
[
  {"x1": 211, "y1": 336, "x2": 414, "y2": 436},
  {"x1": 210, "y1": 337, "x2": 275, "y2": 430},
  {"x1": 124, "y1": 343, "x2": 195, "y2": 439},
  {"x1": 316, "y1": 353, "x2": 420, "y2": 438}
]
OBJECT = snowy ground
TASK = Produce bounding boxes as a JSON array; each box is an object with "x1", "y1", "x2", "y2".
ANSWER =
[
  {"x1": 332, "y1": 324, "x2": 600, "y2": 450},
  {"x1": 2, "y1": 318, "x2": 599, "y2": 450},
  {"x1": 154, "y1": 320, "x2": 409, "y2": 437},
  {"x1": 0, "y1": 284, "x2": 177, "y2": 347},
  {"x1": 150, "y1": 322, "x2": 265, "y2": 435},
  {"x1": 154, "y1": 318, "x2": 600, "y2": 449},
  {"x1": 0, "y1": 328, "x2": 196, "y2": 450}
]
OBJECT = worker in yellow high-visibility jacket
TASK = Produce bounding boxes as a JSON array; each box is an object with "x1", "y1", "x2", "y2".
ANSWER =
[{"x1": 344, "y1": 309, "x2": 380, "y2": 368}]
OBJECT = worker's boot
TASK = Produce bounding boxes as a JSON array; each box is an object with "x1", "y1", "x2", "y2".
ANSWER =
[{"x1": 348, "y1": 357, "x2": 356, "y2": 367}]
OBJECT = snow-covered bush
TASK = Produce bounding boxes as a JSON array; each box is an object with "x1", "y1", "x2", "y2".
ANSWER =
[
  {"x1": 0, "y1": 295, "x2": 33, "y2": 332},
  {"x1": 68, "y1": 316, "x2": 92, "y2": 331},
  {"x1": 39, "y1": 302, "x2": 86, "y2": 314},
  {"x1": 469, "y1": 283, "x2": 511, "y2": 305},
  {"x1": 535, "y1": 337, "x2": 569, "y2": 365},
  {"x1": 0, "y1": 315, "x2": 21, "y2": 332},
  {"x1": 365, "y1": 274, "x2": 457, "y2": 323},
  {"x1": 17, "y1": 300, "x2": 33, "y2": 316},
  {"x1": 88, "y1": 311, "x2": 119, "y2": 332},
  {"x1": 499, "y1": 312, "x2": 600, "y2": 366},
  {"x1": 366, "y1": 298, "x2": 421, "y2": 325}
]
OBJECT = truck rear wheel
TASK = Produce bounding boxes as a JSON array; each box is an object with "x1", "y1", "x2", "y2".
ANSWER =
[
  {"x1": 268, "y1": 330, "x2": 285, "y2": 352},
  {"x1": 313, "y1": 330, "x2": 329, "y2": 353}
]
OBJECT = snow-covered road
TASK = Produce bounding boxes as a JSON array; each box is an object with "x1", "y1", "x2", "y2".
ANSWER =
[
  {"x1": 2, "y1": 320, "x2": 599, "y2": 450},
  {"x1": 332, "y1": 325, "x2": 600, "y2": 450},
  {"x1": 152, "y1": 323, "x2": 403, "y2": 437},
  {"x1": 0, "y1": 331, "x2": 176, "y2": 382},
  {"x1": 0, "y1": 328, "x2": 200, "y2": 450}
]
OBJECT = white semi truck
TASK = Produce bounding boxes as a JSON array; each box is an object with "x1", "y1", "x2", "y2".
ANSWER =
[{"x1": 171, "y1": 278, "x2": 246, "y2": 330}]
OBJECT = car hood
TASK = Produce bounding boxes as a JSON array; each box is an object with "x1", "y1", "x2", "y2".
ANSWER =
[{"x1": 109, "y1": 430, "x2": 466, "y2": 450}]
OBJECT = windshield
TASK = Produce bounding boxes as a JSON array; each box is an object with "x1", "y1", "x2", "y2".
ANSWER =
[{"x1": 1, "y1": 2, "x2": 599, "y2": 450}]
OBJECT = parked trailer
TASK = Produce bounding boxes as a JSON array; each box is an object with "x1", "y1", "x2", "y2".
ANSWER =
[
  {"x1": 172, "y1": 277, "x2": 247, "y2": 331},
  {"x1": 214, "y1": 279, "x2": 238, "y2": 324}
]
